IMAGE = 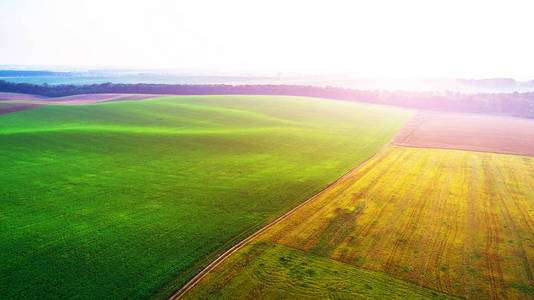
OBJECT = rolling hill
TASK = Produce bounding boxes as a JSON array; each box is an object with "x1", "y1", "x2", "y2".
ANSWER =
[{"x1": 0, "y1": 95, "x2": 411, "y2": 299}]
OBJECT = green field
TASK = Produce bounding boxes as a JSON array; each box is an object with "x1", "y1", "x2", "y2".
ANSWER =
[{"x1": 0, "y1": 95, "x2": 411, "y2": 299}]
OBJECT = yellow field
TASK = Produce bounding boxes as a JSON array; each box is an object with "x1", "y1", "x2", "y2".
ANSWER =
[{"x1": 184, "y1": 146, "x2": 534, "y2": 299}]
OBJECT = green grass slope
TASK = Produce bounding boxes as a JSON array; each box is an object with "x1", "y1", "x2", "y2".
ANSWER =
[{"x1": 0, "y1": 95, "x2": 412, "y2": 299}]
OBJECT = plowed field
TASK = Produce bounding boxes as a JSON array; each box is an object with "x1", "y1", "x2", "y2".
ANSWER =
[{"x1": 393, "y1": 111, "x2": 534, "y2": 156}]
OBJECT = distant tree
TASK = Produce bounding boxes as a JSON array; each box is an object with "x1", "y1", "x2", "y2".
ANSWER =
[{"x1": 1, "y1": 80, "x2": 534, "y2": 119}]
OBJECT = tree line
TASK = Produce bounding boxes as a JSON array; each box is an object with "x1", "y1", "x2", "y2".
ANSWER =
[{"x1": 1, "y1": 80, "x2": 533, "y2": 119}]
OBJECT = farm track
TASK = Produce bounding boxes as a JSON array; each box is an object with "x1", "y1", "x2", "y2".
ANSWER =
[{"x1": 168, "y1": 134, "x2": 400, "y2": 300}]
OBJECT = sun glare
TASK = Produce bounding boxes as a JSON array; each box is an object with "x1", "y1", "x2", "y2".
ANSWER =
[{"x1": 1, "y1": 0, "x2": 533, "y2": 78}]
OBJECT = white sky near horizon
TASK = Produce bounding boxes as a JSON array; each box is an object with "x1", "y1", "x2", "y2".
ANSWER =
[{"x1": 1, "y1": 0, "x2": 533, "y2": 79}]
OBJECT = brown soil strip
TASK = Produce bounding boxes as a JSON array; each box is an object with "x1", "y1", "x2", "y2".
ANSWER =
[
  {"x1": 0, "y1": 92, "x2": 167, "y2": 105},
  {"x1": 393, "y1": 111, "x2": 534, "y2": 157},
  {"x1": 0, "y1": 92, "x2": 46, "y2": 101},
  {"x1": 0, "y1": 104, "x2": 42, "y2": 114}
]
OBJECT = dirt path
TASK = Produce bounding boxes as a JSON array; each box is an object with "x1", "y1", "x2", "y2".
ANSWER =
[{"x1": 168, "y1": 136, "x2": 399, "y2": 300}]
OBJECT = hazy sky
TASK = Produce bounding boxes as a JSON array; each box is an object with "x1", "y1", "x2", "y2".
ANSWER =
[{"x1": 1, "y1": 0, "x2": 533, "y2": 79}]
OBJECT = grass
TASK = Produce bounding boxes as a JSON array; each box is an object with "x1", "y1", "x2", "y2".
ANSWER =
[
  {"x1": 183, "y1": 242, "x2": 457, "y2": 299},
  {"x1": 185, "y1": 146, "x2": 534, "y2": 299},
  {"x1": 0, "y1": 95, "x2": 411, "y2": 299}
]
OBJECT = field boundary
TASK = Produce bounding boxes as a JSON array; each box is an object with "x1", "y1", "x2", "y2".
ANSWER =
[
  {"x1": 391, "y1": 142, "x2": 534, "y2": 157},
  {"x1": 168, "y1": 135, "x2": 399, "y2": 299}
]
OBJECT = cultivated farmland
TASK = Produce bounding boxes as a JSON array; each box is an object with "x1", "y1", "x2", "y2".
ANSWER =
[
  {"x1": 184, "y1": 242, "x2": 457, "y2": 299},
  {"x1": 0, "y1": 95, "x2": 411, "y2": 299},
  {"x1": 184, "y1": 146, "x2": 534, "y2": 299},
  {"x1": 393, "y1": 111, "x2": 534, "y2": 156},
  {"x1": 0, "y1": 92, "x2": 46, "y2": 101}
]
